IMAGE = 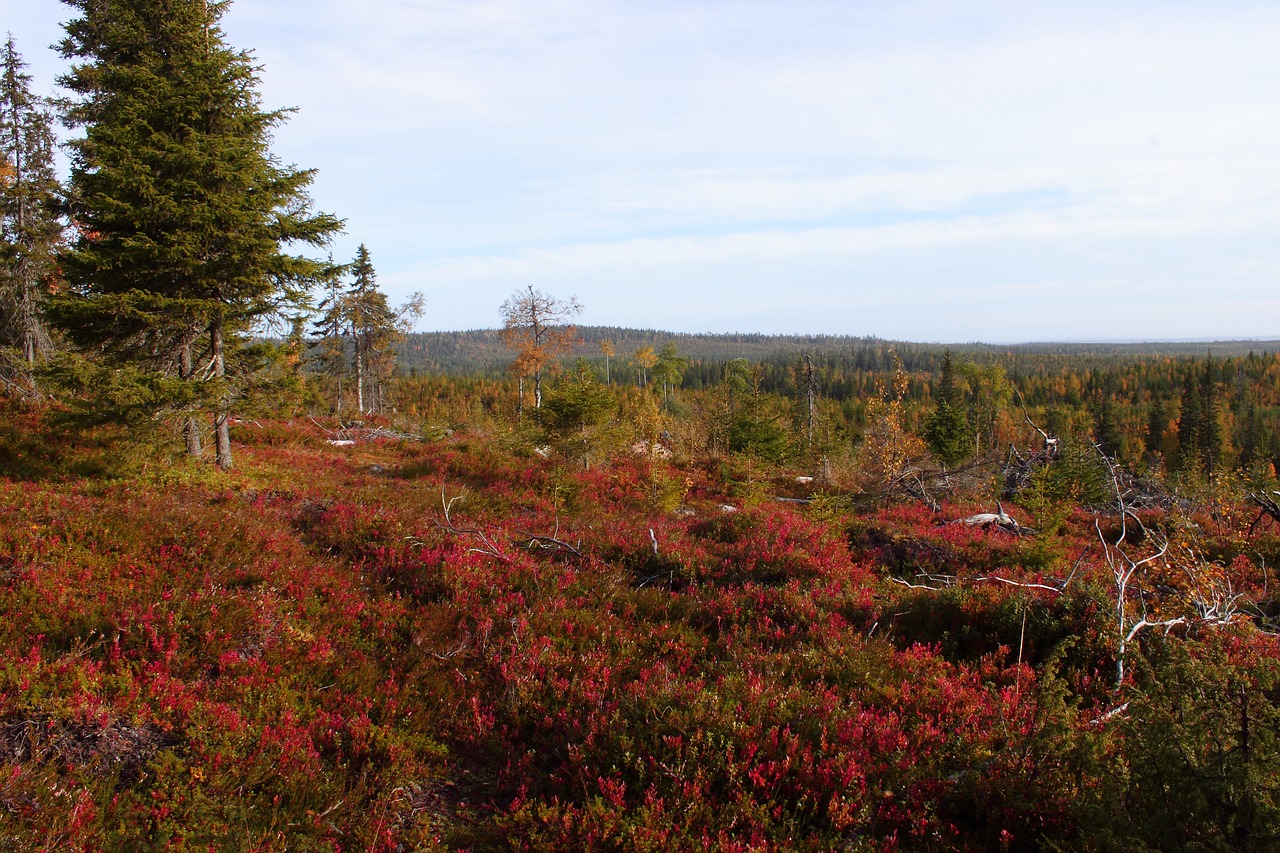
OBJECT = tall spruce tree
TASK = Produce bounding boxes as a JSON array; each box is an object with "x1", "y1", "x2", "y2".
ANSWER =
[
  {"x1": 1146, "y1": 397, "x2": 1168, "y2": 457},
  {"x1": 53, "y1": 0, "x2": 342, "y2": 468},
  {"x1": 0, "y1": 36, "x2": 60, "y2": 388},
  {"x1": 308, "y1": 245, "x2": 421, "y2": 416},
  {"x1": 309, "y1": 256, "x2": 353, "y2": 413},
  {"x1": 1198, "y1": 357, "x2": 1229, "y2": 474},
  {"x1": 347, "y1": 244, "x2": 421, "y2": 415},
  {"x1": 924, "y1": 350, "x2": 972, "y2": 467},
  {"x1": 1175, "y1": 358, "x2": 1231, "y2": 476},
  {"x1": 1176, "y1": 371, "x2": 1203, "y2": 473}
]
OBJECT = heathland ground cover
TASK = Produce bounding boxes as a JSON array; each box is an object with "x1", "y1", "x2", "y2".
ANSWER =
[{"x1": 4, "y1": 393, "x2": 1280, "y2": 851}]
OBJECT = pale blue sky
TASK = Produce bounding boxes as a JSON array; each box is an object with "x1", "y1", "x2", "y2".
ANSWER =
[{"x1": 8, "y1": 1, "x2": 1280, "y2": 341}]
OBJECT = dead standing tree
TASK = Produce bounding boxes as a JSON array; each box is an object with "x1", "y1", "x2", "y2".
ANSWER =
[
  {"x1": 500, "y1": 286, "x2": 582, "y2": 411},
  {"x1": 1093, "y1": 443, "x2": 1242, "y2": 688}
]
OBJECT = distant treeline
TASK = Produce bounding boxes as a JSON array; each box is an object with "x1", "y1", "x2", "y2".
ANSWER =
[
  {"x1": 389, "y1": 328, "x2": 1280, "y2": 476},
  {"x1": 397, "y1": 326, "x2": 1280, "y2": 379}
]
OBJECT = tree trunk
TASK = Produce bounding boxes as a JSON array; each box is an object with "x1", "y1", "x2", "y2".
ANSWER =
[
  {"x1": 179, "y1": 339, "x2": 202, "y2": 457},
  {"x1": 211, "y1": 318, "x2": 232, "y2": 470},
  {"x1": 805, "y1": 355, "x2": 816, "y2": 446},
  {"x1": 534, "y1": 369, "x2": 542, "y2": 408},
  {"x1": 355, "y1": 338, "x2": 366, "y2": 415},
  {"x1": 19, "y1": 273, "x2": 35, "y2": 367}
]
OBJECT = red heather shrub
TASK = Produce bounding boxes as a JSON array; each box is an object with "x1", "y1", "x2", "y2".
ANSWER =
[{"x1": 688, "y1": 503, "x2": 862, "y2": 586}]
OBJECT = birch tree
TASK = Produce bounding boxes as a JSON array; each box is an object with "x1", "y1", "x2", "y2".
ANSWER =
[{"x1": 499, "y1": 285, "x2": 580, "y2": 409}]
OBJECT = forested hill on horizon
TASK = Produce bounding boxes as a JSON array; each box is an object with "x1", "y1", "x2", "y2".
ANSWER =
[{"x1": 397, "y1": 326, "x2": 1280, "y2": 376}]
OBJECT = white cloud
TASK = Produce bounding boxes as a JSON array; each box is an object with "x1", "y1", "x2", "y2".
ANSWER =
[{"x1": 10, "y1": 0, "x2": 1280, "y2": 339}]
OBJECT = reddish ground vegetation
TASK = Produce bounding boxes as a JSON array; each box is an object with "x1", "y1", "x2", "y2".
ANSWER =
[{"x1": 3, "y1": 413, "x2": 1280, "y2": 850}]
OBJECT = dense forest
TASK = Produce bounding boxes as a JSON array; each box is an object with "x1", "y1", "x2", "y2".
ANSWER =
[
  {"x1": 5, "y1": 2, "x2": 1280, "y2": 851},
  {"x1": 398, "y1": 326, "x2": 1280, "y2": 376},
  {"x1": 395, "y1": 330, "x2": 1280, "y2": 487}
]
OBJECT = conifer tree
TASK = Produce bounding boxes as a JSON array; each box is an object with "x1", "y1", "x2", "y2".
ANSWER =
[
  {"x1": 308, "y1": 245, "x2": 421, "y2": 416},
  {"x1": 309, "y1": 257, "x2": 354, "y2": 412},
  {"x1": 537, "y1": 358, "x2": 616, "y2": 469},
  {"x1": 1198, "y1": 357, "x2": 1229, "y2": 474},
  {"x1": 1146, "y1": 397, "x2": 1168, "y2": 457},
  {"x1": 347, "y1": 244, "x2": 421, "y2": 414},
  {"x1": 0, "y1": 37, "x2": 60, "y2": 388},
  {"x1": 1175, "y1": 358, "x2": 1231, "y2": 475},
  {"x1": 1094, "y1": 397, "x2": 1123, "y2": 460},
  {"x1": 924, "y1": 350, "x2": 971, "y2": 467},
  {"x1": 53, "y1": 0, "x2": 342, "y2": 468}
]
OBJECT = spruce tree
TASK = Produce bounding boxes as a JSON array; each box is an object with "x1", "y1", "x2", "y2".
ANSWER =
[
  {"x1": 53, "y1": 0, "x2": 342, "y2": 468},
  {"x1": 1094, "y1": 397, "x2": 1122, "y2": 460},
  {"x1": 348, "y1": 245, "x2": 392, "y2": 415},
  {"x1": 1199, "y1": 357, "x2": 1229, "y2": 474},
  {"x1": 924, "y1": 350, "x2": 972, "y2": 467},
  {"x1": 1176, "y1": 372, "x2": 1203, "y2": 473},
  {"x1": 1175, "y1": 358, "x2": 1232, "y2": 475},
  {"x1": 1146, "y1": 397, "x2": 1167, "y2": 457},
  {"x1": 309, "y1": 256, "x2": 353, "y2": 413},
  {"x1": 309, "y1": 245, "x2": 421, "y2": 416},
  {"x1": 0, "y1": 36, "x2": 60, "y2": 389}
]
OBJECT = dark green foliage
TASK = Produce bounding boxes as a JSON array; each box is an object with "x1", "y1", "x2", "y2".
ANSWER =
[
  {"x1": 0, "y1": 37, "x2": 60, "y2": 387},
  {"x1": 536, "y1": 359, "x2": 617, "y2": 468},
  {"x1": 347, "y1": 245, "x2": 422, "y2": 414},
  {"x1": 1146, "y1": 396, "x2": 1168, "y2": 456},
  {"x1": 726, "y1": 413, "x2": 789, "y2": 463},
  {"x1": 1079, "y1": 635, "x2": 1280, "y2": 851},
  {"x1": 1019, "y1": 430, "x2": 1113, "y2": 518},
  {"x1": 925, "y1": 350, "x2": 973, "y2": 466},
  {"x1": 309, "y1": 246, "x2": 422, "y2": 415},
  {"x1": 652, "y1": 341, "x2": 688, "y2": 406},
  {"x1": 1094, "y1": 397, "x2": 1123, "y2": 459},
  {"x1": 52, "y1": 0, "x2": 342, "y2": 466},
  {"x1": 1177, "y1": 359, "x2": 1232, "y2": 475}
]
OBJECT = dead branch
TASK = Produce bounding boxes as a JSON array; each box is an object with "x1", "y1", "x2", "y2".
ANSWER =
[
  {"x1": 423, "y1": 484, "x2": 510, "y2": 562},
  {"x1": 894, "y1": 468, "x2": 941, "y2": 512},
  {"x1": 510, "y1": 531, "x2": 584, "y2": 558},
  {"x1": 1013, "y1": 387, "x2": 1057, "y2": 454},
  {"x1": 973, "y1": 575, "x2": 1065, "y2": 594},
  {"x1": 1249, "y1": 490, "x2": 1280, "y2": 527},
  {"x1": 1091, "y1": 442, "x2": 1240, "y2": 687},
  {"x1": 362, "y1": 426, "x2": 424, "y2": 442},
  {"x1": 889, "y1": 572, "x2": 958, "y2": 591},
  {"x1": 956, "y1": 502, "x2": 1035, "y2": 536},
  {"x1": 1090, "y1": 701, "x2": 1131, "y2": 725}
]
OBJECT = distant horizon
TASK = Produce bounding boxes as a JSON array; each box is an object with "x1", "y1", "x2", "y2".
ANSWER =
[
  {"x1": 411, "y1": 325, "x2": 1280, "y2": 350},
  {"x1": 8, "y1": 1, "x2": 1280, "y2": 340}
]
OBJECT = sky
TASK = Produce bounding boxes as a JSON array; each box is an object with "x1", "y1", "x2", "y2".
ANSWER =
[{"x1": 7, "y1": 0, "x2": 1280, "y2": 342}]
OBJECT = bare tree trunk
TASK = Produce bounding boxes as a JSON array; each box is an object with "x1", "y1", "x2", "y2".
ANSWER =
[
  {"x1": 19, "y1": 273, "x2": 35, "y2": 366},
  {"x1": 12, "y1": 175, "x2": 51, "y2": 373},
  {"x1": 534, "y1": 369, "x2": 542, "y2": 408},
  {"x1": 211, "y1": 318, "x2": 232, "y2": 470},
  {"x1": 355, "y1": 338, "x2": 366, "y2": 415}
]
